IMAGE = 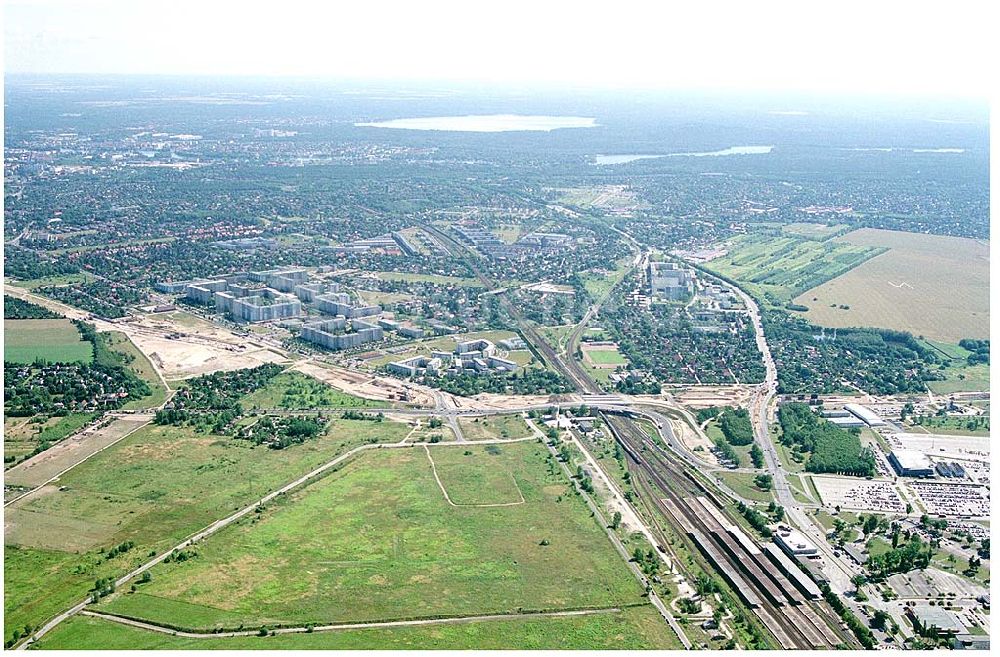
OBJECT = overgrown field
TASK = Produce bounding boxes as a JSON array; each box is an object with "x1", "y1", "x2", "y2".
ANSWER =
[
  {"x1": 32, "y1": 604, "x2": 680, "y2": 649},
  {"x1": 241, "y1": 371, "x2": 382, "y2": 410},
  {"x1": 792, "y1": 228, "x2": 989, "y2": 343},
  {"x1": 3, "y1": 418, "x2": 410, "y2": 644},
  {"x1": 429, "y1": 444, "x2": 525, "y2": 505},
  {"x1": 920, "y1": 339, "x2": 991, "y2": 394},
  {"x1": 707, "y1": 232, "x2": 883, "y2": 302},
  {"x1": 457, "y1": 414, "x2": 532, "y2": 442},
  {"x1": 3, "y1": 413, "x2": 95, "y2": 464},
  {"x1": 95, "y1": 442, "x2": 643, "y2": 630},
  {"x1": 3, "y1": 319, "x2": 93, "y2": 364}
]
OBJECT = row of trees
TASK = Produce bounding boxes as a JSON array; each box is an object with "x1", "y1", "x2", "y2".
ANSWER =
[{"x1": 3, "y1": 296, "x2": 60, "y2": 319}]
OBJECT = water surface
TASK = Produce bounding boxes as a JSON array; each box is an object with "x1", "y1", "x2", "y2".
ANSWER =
[{"x1": 356, "y1": 114, "x2": 597, "y2": 132}]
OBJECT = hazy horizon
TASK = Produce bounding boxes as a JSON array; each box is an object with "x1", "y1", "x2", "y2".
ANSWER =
[{"x1": 4, "y1": 0, "x2": 993, "y2": 99}]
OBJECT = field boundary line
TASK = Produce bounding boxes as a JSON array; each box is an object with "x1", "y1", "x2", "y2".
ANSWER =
[
  {"x1": 4, "y1": 415, "x2": 154, "y2": 508},
  {"x1": 423, "y1": 444, "x2": 525, "y2": 507},
  {"x1": 16, "y1": 435, "x2": 543, "y2": 649},
  {"x1": 77, "y1": 606, "x2": 625, "y2": 639}
]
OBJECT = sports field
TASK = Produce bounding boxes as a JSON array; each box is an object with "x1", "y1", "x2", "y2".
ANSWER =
[
  {"x1": 3, "y1": 319, "x2": 92, "y2": 364},
  {"x1": 581, "y1": 344, "x2": 629, "y2": 367},
  {"x1": 792, "y1": 229, "x2": 989, "y2": 342},
  {"x1": 707, "y1": 233, "x2": 882, "y2": 301},
  {"x1": 94, "y1": 442, "x2": 643, "y2": 631},
  {"x1": 32, "y1": 603, "x2": 680, "y2": 649}
]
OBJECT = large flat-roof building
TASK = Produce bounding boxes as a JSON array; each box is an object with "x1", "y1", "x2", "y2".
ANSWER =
[
  {"x1": 844, "y1": 403, "x2": 887, "y2": 427},
  {"x1": 774, "y1": 527, "x2": 819, "y2": 557},
  {"x1": 888, "y1": 449, "x2": 934, "y2": 478},
  {"x1": 907, "y1": 606, "x2": 966, "y2": 638},
  {"x1": 649, "y1": 262, "x2": 694, "y2": 301},
  {"x1": 300, "y1": 317, "x2": 384, "y2": 351}
]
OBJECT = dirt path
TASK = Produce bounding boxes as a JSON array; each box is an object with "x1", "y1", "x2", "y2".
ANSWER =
[
  {"x1": 423, "y1": 445, "x2": 525, "y2": 508},
  {"x1": 16, "y1": 433, "x2": 544, "y2": 649},
  {"x1": 77, "y1": 606, "x2": 622, "y2": 640},
  {"x1": 4, "y1": 414, "x2": 153, "y2": 504}
]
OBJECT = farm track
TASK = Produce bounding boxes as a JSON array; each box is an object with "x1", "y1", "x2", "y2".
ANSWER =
[
  {"x1": 14, "y1": 435, "x2": 538, "y2": 649},
  {"x1": 602, "y1": 413, "x2": 848, "y2": 650},
  {"x1": 77, "y1": 606, "x2": 625, "y2": 640}
]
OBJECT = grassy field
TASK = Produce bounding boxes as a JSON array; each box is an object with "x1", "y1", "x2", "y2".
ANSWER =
[
  {"x1": 919, "y1": 339, "x2": 990, "y2": 394},
  {"x1": 579, "y1": 256, "x2": 633, "y2": 302},
  {"x1": 715, "y1": 471, "x2": 775, "y2": 503},
  {"x1": 3, "y1": 319, "x2": 93, "y2": 364},
  {"x1": 457, "y1": 414, "x2": 533, "y2": 442},
  {"x1": 905, "y1": 416, "x2": 990, "y2": 436},
  {"x1": 357, "y1": 290, "x2": 416, "y2": 306},
  {"x1": 3, "y1": 413, "x2": 96, "y2": 465},
  {"x1": 792, "y1": 229, "x2": 989, "y2": 343},
  {"x1": 429, "y1": 444, "x2": 525, "y2": 505},
  {"x1": 99, "y1": 331, "x2": 170, "y2": 410},
  {"x1": 538, "y1": 324, "x2": 576, "y2": 353},
  {"x1": 8, "y1": 272, "x2": 95, "y2": 290},
  {"x1": 781, "y1": 222, "x2": 851, "y2": 241},
  {"x1": 95, "y1": 442, "x2": 643, "y2": 630},
  {"x1": 707, "y1": 232, "x2": 883, "y2": 302},
  {"x1": 32, "y1": 603, "x2": 680, "y2": 649},
  {"x1": 3, "y1": 419, "x2": 411, "y2": 643},
  {"x1": 241, "y1": 371, "x2": 382, "y2": 410}
]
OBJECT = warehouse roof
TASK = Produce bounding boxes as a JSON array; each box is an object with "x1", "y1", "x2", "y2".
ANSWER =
[
  {"x1": 844, "y1": 403, "x2": 887, "y2": 426},
  {"x1": 891, "y1": 448, "x2": 933, "y2": 471}
]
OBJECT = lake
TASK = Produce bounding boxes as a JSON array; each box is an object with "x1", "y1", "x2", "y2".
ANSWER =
[
  {"x1": 594, "y1": 145, "x2": 774, "y2": 165},
  {"x1": 355, "y1": 114, "x2": 598, "y2": 132}
]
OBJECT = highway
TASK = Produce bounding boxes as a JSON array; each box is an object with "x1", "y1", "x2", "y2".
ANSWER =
[{"x1": 690, "y1": 263, "x2": 862, "y2": 595}]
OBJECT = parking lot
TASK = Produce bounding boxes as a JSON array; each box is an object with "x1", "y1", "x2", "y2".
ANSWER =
[
  {"x1": 909, "y1": 481, "x2": 989, "y2": 518},
  {"x1": 812, "y1": 476, "x2": 905, "y2": 513}
]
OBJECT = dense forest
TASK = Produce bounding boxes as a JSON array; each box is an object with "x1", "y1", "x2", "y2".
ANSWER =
[
  {"x1": 4, "y1": 296, "x2": 60, "y2": 319},
  {"x1": 778, "y1": 402, "x2": 875, "y2": 477}
]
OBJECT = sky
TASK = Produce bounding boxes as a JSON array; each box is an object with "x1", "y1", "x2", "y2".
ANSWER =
[{"x1": 3, "y1": 0, "x2": 994, "y2": 97}]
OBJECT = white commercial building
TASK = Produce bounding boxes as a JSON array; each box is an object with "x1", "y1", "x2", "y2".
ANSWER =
[
  {"x1": 844, "y1": 403, "x2": 887, "y2": 427},
  {"x1": 774, "y1": 527, "x2": 819, "y2": 557}
]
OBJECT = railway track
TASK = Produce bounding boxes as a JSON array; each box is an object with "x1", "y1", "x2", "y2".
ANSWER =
[
  {"x1": 603, "y1": 413, "x2": 849, "y2": 650},
  {"x1": 418, "y1": 222, "x2": 599, "y2": 393},
  {"x1": 422, "y1": 219, "x2": 848, "y2": 649}
]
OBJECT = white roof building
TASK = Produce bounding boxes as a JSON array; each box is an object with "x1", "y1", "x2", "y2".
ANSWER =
[
  {"x1": 774, "y1": 528, "x2": 819, "y2": 557},
  {"x1": 844, "y1": 403, "x2": 887, "y2": 427}
]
